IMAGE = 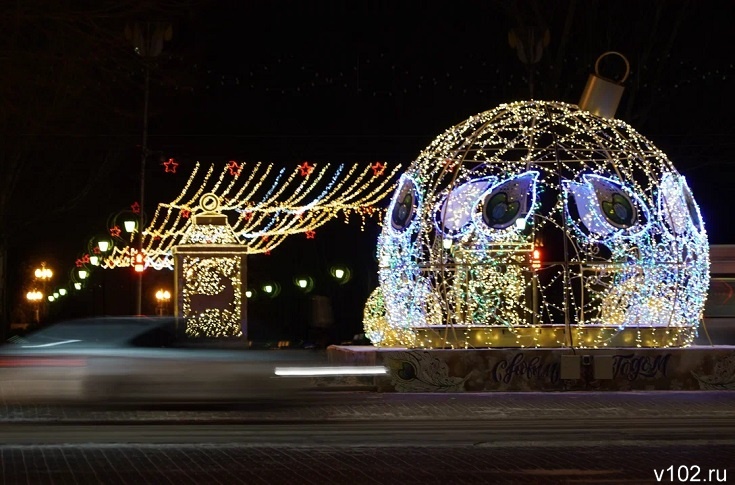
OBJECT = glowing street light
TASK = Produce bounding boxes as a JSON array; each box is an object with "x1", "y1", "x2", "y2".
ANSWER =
[
  {"x1": 155, "y1": 288, "x2": 171, "y2": 315},
  {"x1": 124, "y1": 218, "x2": 137, "y2": 233},
  {"x1": 293, "y1": 276, "x2": 314, "y2": 293},
  {"x1": 330, "y1": 265, "x2": 351, "y2": 284},
  {"x1": 34, "y1": 263, "x2": 52, "y2": 281},
  {"x1": 261, "y1": 282, "x2": 280, "y2": 297}
]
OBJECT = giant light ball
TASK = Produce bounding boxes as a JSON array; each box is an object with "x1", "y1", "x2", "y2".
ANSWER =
[{"x1": 376, "y1": 100, "x2": 709, "y2": 348}]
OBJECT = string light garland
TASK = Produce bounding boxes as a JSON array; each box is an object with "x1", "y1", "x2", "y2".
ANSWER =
[
  {"x1": 99, "y1": 160, "x2": 401, "y2": 270},
  {"x1": 374, "y1": 100, "x2": 709, "y2": 349}
]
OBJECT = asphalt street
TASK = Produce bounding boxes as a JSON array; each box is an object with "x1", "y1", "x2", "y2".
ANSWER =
[{"x1": 0, "y1": 391, "x2": 733, "y2": 484}]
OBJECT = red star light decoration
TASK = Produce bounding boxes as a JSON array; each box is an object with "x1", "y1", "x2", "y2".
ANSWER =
[
  {"x1": 131, "y1": 202, "x2": 141, "y2": 214},
  {"x1": 75, "y1": 258, "x2": 84, "y2": 268},
  {"x1": 227, "y1": 160, "x2": 242, "y2": 176},
  {"x1": 371, "y1": 162, "x2": 386, "y2": 177},
  {"x1": 181, "y1": 209, "x2": 191, "y2": 219},
  {"x1": 264, "y1": 249, "x2": 271, "y2": 256},
  {"x1": 93, "y1": 247, "x2": 100, "y2": 254},
  {"x1": 305, "y1": 230, "x2": 316, "y2": 239},
  {"x1": 241, "y1": 211, "x2": 253, "y2": 220},
  {"x1": 163, "y1": 158, "x2": 179, "y2": 174},
  {"x1": 82, "y1": 254, "x2": 90, "y2": 264},
  {"x1": 109, "y1": 226, "x2": 121, "y2": 238},
  {"x1": 298, "y1": 161, "x2": 314, "y2": 177}
]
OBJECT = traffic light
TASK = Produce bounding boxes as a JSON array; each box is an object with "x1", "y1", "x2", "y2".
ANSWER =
[
  {"x1": 532, "y1": 248, "x2": 541, "y2": 270},
  {"x1": 133, "y1": 252, "x2": 145, "y2": 272}
]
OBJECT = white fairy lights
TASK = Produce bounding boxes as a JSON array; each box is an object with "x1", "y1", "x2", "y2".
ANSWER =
[
  {"x1": 100, "y1": 161, "x2": 400, "y2": 270},
  {"x1": 374, "y1": 100, "x2": 709, "y2": 349}
]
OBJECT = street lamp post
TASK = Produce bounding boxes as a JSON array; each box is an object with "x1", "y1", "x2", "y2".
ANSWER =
[
  {"x1": 155, "y1": 289, "x2": 171, "y2": 316},
  {"x1": 32, "y1": 263, "x2": 53, "y2": 323},
  {"x1": 25, "y1": 290, "x2": 43, "y2": 324},
  {"x1": 125, "y1": 20, "x2": 171, "y2": 315}
]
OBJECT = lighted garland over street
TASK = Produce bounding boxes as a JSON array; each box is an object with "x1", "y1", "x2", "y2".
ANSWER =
[
  {"x1": 100, "y1": 160, "x2": 400, "y2": 270},
  {"x1": 374, "y1": 100, "x2": 709, "y2": 349}
]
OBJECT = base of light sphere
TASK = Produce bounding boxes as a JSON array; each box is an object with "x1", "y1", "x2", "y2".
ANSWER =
[{"x1": 412, "y1": 325, "x2": 695, "y2": 349}]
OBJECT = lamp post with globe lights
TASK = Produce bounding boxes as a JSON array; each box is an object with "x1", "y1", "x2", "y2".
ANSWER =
[
  {"x1": 25, "y1": 290, "x2": 43, "y2": 324},
  {"x1": 155, "y1": 289, "x2": 171, "y2": 316},
  {"x1": 30, "y1": 263, "x2": 53, "y2": 323}
]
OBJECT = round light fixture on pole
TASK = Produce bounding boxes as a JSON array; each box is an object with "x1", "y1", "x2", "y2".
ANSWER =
[
  {"x1": 124, "y1": 219, "x2": 137, "y2": 233},
  {"x1": 262, "y1": 282, "x2": 281, "y2": 298},
  {"x1": 330, "y1": 265, "x2": 352, "y2": 284},
  {"x1": 293, "y1": 276, "x2": 314, "y2": 293}
]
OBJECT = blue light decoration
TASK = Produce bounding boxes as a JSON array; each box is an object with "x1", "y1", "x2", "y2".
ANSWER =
[{"x1": 374, "y1": 100, "x2": 709, "y2": 348}]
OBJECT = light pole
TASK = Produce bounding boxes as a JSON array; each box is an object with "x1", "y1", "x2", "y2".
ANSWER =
[
  {"x1": 125, "y1": 20, "x2": 171, "y2": 315},
  {"x1": 32, "y1": 263, "x2": 53, "y2": 323},
  {"x1": 25, "y1": 290, "x2": 43, "y2": 324},
  {"x1": 155, "y1": 289, "x2": 171, "y2": 316}
]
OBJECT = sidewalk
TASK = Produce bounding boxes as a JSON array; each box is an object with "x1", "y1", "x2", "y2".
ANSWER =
[{"x1": 2, "y1": 390, "x2": 734, "y2": 424}]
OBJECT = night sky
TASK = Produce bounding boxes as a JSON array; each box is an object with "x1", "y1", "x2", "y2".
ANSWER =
[{"x1": 6, "y1": 1, "x2": 735, "y2": 338}]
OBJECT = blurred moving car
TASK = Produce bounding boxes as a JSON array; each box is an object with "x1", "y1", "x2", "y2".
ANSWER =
[{"x1": 0, "y1": 316, "x2": 323, "y2": 404}]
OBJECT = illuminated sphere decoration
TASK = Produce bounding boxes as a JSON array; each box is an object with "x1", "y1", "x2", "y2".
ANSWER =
[{"x1": 376, "y1": 100, "x2": 709, "y2": 349}]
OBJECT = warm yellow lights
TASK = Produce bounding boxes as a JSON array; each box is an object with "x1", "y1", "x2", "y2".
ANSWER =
[
  {"x1": 26, "y1": 290, "x2": 43, "y2": 302},
  {"x1": 34, "y1": 265, "x2": 52, "y2": 280},
  {"x1": 155, "y1": 289, "x2": 171, "y2": 301},
  {"x1": 100, "y1": 161, "x2": 400, "y2": 271},
  {"x1": 181, "y1": 255, "x2": 243, "y2": 338},
  {"x1": 376, "y1": 100, "x2": 709, "y2": 349}
]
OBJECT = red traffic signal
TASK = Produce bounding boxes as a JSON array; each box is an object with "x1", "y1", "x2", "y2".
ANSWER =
[
  {"x1": 531, "y1": 248, "x2": 541, "y2": 270},
  {"x1": 133, "y1": 252, "x2": 145, "y2": 273}
]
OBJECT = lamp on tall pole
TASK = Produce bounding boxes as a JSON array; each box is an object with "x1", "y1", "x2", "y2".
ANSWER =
[
  {"x1": 125, "y1": 21, "x2": 172, "y2": 315},
  {"x1": 31, "y1": 262, "x2": 53, "y2": 324}
]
